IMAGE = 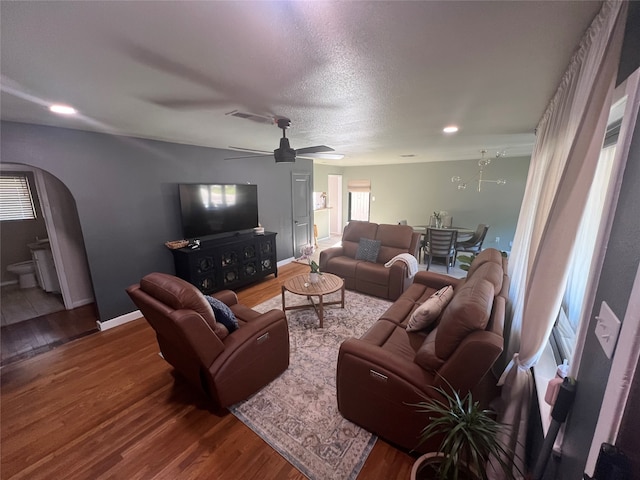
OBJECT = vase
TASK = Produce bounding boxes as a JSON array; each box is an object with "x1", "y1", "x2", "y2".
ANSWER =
[
  {"x1": 309, "y1": 272, "x2": 320, "y2": 284},
  {"x1": 435, "y1": 218, "x2": 442, "y2": 228}
]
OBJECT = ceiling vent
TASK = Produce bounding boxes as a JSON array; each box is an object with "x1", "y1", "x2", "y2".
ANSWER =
[{"x1": 225, "y1": 110, "x2": 274, "y2": 125}]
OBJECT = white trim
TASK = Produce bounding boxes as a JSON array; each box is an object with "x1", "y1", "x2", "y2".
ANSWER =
[
  {"x1": 1, "y1": 280, "x2": 19, "y2": 287},
  {"x1": 277, "y1": 257, "x2": 294, "y2": 268},
  {"x1": 532, "y1": 341, "x2": 557, "y2": 437},
  {"x1": 570, "y1": 69, "x2": 640, "y2": 377},
  {"x1": 32, "y1": 167, "x2": 74, "y2": 310},
  {"x1": 70, "y1": 297, "x2": 95, "y2": 309},
  {"x1": 97, "y1": 309, "x2": 142, "y2": 331},
  {"x1": 585, "y1": 261, "x2": 640, "y2": 475}
]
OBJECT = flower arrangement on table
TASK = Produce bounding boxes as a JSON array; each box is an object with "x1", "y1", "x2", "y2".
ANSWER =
[
  {"x1": 432, "y1": 210, "x2": 449, "y2": 227},
  {"x1": 300, "y1": 243, "x2": 322, "y2": 277}
]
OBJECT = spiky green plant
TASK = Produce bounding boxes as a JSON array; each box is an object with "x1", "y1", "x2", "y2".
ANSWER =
[
  {"x1": 412, "y1": 385, "x2": 518, "y2": 480},
  {"x1": 456, "y1": 254, "x2": 476, "y2": 272}
]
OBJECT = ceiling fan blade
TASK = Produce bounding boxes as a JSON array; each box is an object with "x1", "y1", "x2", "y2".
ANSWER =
[
  {"x1": 224, "y1": 153, "x2": 273, "y2": 161},
  {"x1": 145, "y1": 97, "x2": 232, "y2": 109},
  {"x1": 295, "y1": 145, "x2": 335, "y2": 155},
  {"x1": 228, "y1": 146, "x2": 273, "y2": 154},
  {"x1": 298, "y1": 152, "x2": 345, "y2": 160}
]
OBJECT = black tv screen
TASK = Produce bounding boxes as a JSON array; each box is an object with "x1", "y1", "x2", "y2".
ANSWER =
[{"x1": 178, "y1": 183, "x2": 259, "y2": 239}]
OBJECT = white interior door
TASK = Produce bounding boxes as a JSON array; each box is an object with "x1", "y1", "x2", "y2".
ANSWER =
[{"x1": 291, "y1": 172, "x2": 311, "y2": 257}]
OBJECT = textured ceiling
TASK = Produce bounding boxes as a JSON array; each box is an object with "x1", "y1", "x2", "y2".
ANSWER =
[{"x1": 0, "y1": 1, "x2": 602, "y2": 166}]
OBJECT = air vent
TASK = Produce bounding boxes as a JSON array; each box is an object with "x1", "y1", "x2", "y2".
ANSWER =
[{"x1": 225, "y1": 110, "x2": 274, "y2": 125}]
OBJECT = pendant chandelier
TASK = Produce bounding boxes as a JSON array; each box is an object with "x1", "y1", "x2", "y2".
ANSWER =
[{"x1": 451, "y1": 150, "x2": 507, "y2": 192}]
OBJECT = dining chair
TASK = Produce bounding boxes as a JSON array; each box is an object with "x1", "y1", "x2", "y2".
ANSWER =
[
  {"x1": 455, "y1": 224, "x2": 490, "y2": 261},
  {"x1": 424, "y1": 227, "x2": 458, "y2": 273}
]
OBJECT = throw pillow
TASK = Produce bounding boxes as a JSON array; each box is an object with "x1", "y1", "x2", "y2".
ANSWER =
[
  {"x1": 355, "y1": 238, "x2": 382, "y2": 262},
  {"x1": 406, "y1": 285, "x2": 454, "y2": 332},
  {"x1": 204, "y1": 295, "x2": 239, "y2": 333}
]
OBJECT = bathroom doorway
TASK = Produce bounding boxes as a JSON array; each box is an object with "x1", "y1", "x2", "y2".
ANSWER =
[{"x1": 0, "y1": 164, "x2": 97, "y2": 364}]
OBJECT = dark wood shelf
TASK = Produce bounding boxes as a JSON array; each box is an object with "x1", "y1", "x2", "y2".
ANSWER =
[{"x1": 171, "y1": 232, "x2": 277, "y2": 294}]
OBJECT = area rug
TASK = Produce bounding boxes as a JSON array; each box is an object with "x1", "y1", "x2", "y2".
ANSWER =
[{"x1": 230, "y1": 289, "x2": 392, "y2": 480}]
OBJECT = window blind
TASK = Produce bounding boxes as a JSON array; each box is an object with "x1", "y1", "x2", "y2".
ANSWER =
[
  {"x1": 347, "y1": 179, "x2": 371, "y2": 193},
  {"x1": 0, "y1": 175, "x2": 36, "y2": 221}
]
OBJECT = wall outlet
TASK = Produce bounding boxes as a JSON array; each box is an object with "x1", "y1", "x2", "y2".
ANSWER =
[{"x1": 495, "y1": 236, "x2": 500, "y2": 243}]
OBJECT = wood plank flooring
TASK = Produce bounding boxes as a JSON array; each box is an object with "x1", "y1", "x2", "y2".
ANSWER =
[
  {"x1": 1, "y1": 262, "x2": 415, "y2": 479},
  {"x1": 1, "y1": 304, "x2": 99, "y2": 366}
]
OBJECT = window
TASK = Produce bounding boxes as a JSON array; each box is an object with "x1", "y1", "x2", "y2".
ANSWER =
[
  {"x1": 551, "y1": 118, "x2": 620, "y2": 362},
  {"x1": 347, "y1": 179, "x2": 371, "y2": 221},
  {"x1": 0, "y1": 174, "x2": 37, "y2": 221}
]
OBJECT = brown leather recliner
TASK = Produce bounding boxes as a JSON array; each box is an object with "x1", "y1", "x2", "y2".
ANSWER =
[{"x1": 126, "y1": 272, "x2": 289, "y2": 410}]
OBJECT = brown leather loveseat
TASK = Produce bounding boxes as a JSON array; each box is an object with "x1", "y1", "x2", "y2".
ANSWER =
[
  {"x1": 319, "y1": 221, "x2": 421, "y2": 300},
  {"x1": 336, "y1": 248, "x2": 507, "y2": 453},
  {"x1": 127, "y1": 272, "x2": 289, "y2": 410}
]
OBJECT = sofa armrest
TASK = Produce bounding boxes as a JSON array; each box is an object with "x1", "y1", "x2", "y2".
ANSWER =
[
  {"x1": 387, "y1": 262, "x2": 411, "y2": 300},
  {"x1": 413, "y1": 271, "x2": 464, "y2": 290},
  {"x1": 320, "y1": 246, "x2": 345, "y2": 270},
  {"x1": 171, "y1": 309, "x2": 226, "y2": 367},
  {"x1": 338, "y1": 337, "x2": 432, "y2": 392},
  {"x1": 434, "y1": 330, "x2": 503, "y2": 394},
  {"x1": 210, "y1": 309, "x2": 290, "y2": 407},
  {"x1": 212, "y1": 289, "x2": 238, "y2": 306}
]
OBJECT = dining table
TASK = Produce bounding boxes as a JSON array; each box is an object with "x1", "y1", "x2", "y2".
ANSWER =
[
  {"x1": 411, "y1": 225, "x2": 475, "y2": 237},
  {"x1": 411, "y1": 225, "x2": 475, "y2": 263}
]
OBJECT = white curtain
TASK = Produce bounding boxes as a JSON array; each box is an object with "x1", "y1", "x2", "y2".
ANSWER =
[{"x1": 492, "y1": 2, "x2": 628, "y2": 477}]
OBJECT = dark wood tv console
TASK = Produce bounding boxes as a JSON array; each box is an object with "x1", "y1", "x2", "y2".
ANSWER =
[{"x1": 171, "y1": 231, "x2": 277, "y2": 294}]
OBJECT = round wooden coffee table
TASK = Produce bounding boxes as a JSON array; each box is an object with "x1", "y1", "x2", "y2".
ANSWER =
[{"x1": 281, "y1": 273, "x2": 345, "y2": 328}]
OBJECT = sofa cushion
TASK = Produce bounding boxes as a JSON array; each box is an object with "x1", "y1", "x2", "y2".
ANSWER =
[
  {"x1": 356, "y1": 238, "x2": 382, "y2": 262},
  {"x1": 140, "y1": 272, "x2": 229, "y2": 339},
  {"x1": 470, "y1": 261, "x2": 504, "y2": 295},
  {"x1": 205, "y1": 295, "x2": 239, "y2": 332},
  {"x1": 342, "y1": 221, "x2": 379, "y2": 258},
  {"x1": 466, "y1": 248, "x2": 504, "y2": 278},
  {"x1": 435, "y1": 278, "x2": 494, "y2": 360},
  {"x1": 406, "y1": 285, "x2": 454, "y2": 332},
  {"x1": 376, "y1": 224, "x2": 416, "y2": 262}
]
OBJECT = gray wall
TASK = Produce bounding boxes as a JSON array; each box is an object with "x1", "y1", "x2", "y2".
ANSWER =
[
  {"x1": 314, "y1": 156, "x2": 530, "y2": 253},
  {"x1": 0, "y1": 121, "x2": 312, "y2": 321},
  {"x1": 557, "y1": 108, "x2": 640, "y2": 478}
]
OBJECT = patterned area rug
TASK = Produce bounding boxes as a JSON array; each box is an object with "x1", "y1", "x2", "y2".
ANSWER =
[{"x1": 230, "y1": 289, "x2": 392, "y2": 480}]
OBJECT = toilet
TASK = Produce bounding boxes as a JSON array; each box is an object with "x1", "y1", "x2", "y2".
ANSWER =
[{"x1": 6, "y1": 260, "x2": 39, "y2": 289}]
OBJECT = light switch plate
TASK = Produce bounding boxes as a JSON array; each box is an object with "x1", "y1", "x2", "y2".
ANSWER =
[{"x1": 595, "y1": 301, "x2": 621, "y2": 359}]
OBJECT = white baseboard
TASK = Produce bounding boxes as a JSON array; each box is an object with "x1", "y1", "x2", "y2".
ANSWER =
[
  {"x1": 1, "y1": 280, "x2": 19, "y2": 287},
  {"x1": 277, "y1": 257, "x2": 294, "y2": 268},
  {"x1": 97, "y1": 309, "x2": 142, "y2": 331},
  {"x1": 99, "y1": 259, "x2": 294, "y2": 331},
  {"x1": 71, "y1": 297, "x2": 95, "y2": 309}
]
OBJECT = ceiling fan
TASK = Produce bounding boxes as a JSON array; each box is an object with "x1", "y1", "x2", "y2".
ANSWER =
[{"x1": 226, "y1": 118, "x2": 343, "y2": 163}]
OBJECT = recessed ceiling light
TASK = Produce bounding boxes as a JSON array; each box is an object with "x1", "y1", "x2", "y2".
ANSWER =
[
  {"x1": 49, "y1": 104, "x2": 77, "y2": 115},
  {"x1": 443, "y1": 125, "x2": 459, "y2": 134}
]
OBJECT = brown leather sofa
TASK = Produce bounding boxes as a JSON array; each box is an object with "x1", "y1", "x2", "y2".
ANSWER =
[
  {"x1": 336, "y1": 248, "x2": 507, "y2": 453},
  {"x1": 319, "y1": 221, "x2": 421, "y2": 300},
  {"x1": 126, "y1": 272, "x2": 289, "y2": 410}
]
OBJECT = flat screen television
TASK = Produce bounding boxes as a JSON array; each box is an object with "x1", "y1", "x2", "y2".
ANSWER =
[{"x1": 178, "y1": 183, "x2": 259, "y2": 239}]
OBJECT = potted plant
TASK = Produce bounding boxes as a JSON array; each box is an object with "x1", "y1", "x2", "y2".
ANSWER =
[
  {"x1": 410, "y1": 384, "x2": 519, "y2": 480},
  {"x1": 300, "y1": 243, "x2": 322, "y2": 283}
]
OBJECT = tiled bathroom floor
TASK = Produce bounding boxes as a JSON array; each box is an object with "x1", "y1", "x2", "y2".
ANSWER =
[{"x1": 1, "y1": 284, "x2": 65, "y2": 326}]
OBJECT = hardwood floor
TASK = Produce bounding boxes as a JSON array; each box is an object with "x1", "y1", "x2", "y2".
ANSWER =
[
  {"x1": 0, "y1": 262, "x2": 415, "y2": 479},
  {"x1": 1, "y1": 303, "x2": 99, "y2": 366}
]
